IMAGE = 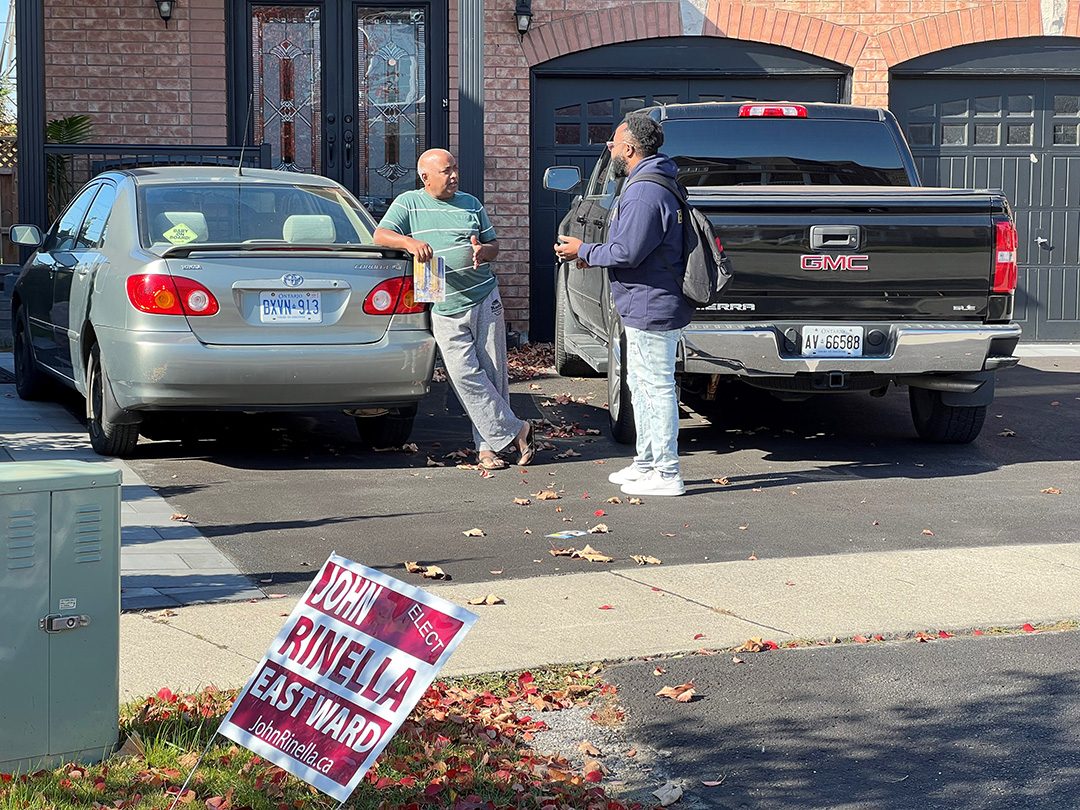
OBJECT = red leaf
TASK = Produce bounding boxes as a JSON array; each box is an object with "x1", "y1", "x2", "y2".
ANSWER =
[
  {"x1": 938, "y1": 630, "x2": 953, "y2": 638},
  {"x1": 973, "y1": 629, "x2": 984, "y2": 636},
  {"x1": 853, "y1": 635, "x2": 868, "y2": 644},
  {"x1": 1022, "y1": 623, "x2": 1036, "y2": 632},
  {"x1": 156, "y1": 687, "x2": 176, "y2": 703},
  {"x1": 763, "y1": 640, "x2": 779, "y2": 650},
  {"x1": 598, "y1": 604, "x2": 614, "y2": 610},
  {"x1": 693, "y1": 633, "x2": 705, "y2": 640},
  {"x1": 594, "y1": 509, "x2": 605, "y2": 517},
  {"x1": 873, "y1": 634, "x2": 884, "y2": 642}
]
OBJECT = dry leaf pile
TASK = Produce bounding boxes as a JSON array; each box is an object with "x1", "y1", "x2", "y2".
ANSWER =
[
  {"x1": 403, "y1": 561, "x2": 450, "y2": 580},
  {"x1": 507, "y1": 342, "x2": 555, "y2": 381}
]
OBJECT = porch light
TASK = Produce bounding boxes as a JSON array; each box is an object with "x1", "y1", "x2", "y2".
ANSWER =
[
  {"x1": 154, "y1": 0, "x2": 174, "y2": 26},
  {"x1": 515, "y1": 0, "x2": 532, "y2": 39}
]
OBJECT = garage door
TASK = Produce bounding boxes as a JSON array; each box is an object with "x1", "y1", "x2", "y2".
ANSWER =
[
  {"x1": 529, "y1": 37, "x2": 847, "y2": 340},
  {"x1": 892, "y1": 74, "x2": 1080, "y2": 342}
]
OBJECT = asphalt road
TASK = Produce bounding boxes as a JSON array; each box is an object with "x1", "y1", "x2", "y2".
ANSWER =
[
  {"x1": 122, "y1": 356, "x2": 1080, "y2": 594},
  {"x1": 605, "y1": 629, "x2": 1080, "y2": 810}
]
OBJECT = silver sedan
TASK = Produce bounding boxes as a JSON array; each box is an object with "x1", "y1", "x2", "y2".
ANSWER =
[{"x1": 10, "y1": 167, "x2": 435, "y2": 457}]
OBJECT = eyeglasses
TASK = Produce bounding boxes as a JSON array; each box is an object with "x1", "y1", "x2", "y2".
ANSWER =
[{"x1": 606, "y1": 140, "x2": 629, "y2": 151}]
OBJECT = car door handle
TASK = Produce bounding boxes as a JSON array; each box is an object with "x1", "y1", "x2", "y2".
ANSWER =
[{"x1": 575, "y1": 216, "x2": 588, "y2": 224}]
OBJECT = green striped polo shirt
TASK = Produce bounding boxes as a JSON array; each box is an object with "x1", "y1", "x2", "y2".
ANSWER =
[{"x1": 377, "y1": 189, "x2": 497, "y2": 316}]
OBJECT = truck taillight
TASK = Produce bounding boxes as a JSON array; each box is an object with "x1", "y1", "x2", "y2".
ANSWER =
[
  {"x1": 738, "y1": 104, "x2": 807, "y2": 118},
  {"x1": 126, "y1": 274, "x2": 219, "y2": 316},
  {"x1": 363, "y1": 276, "x2": 426, "y2": 315},
  {"x1": 993, "y1": 221, "x2": 1018, "y2": 294}
]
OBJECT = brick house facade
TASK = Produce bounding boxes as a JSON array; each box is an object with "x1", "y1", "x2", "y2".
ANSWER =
[{"x1": 37, "y1": 0, "x2": 1080, "y2": 340}]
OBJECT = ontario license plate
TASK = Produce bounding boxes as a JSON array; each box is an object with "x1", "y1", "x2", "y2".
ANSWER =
[
  {"x1": 802, "y1": 325, "x2": 863, "y2": 357},
  {"x1": 260, "y1": 291, "x2": 322, "y2": 323}
]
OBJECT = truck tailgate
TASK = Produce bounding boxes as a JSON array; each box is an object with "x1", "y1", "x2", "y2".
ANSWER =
[{"x1": 693, "y1": 186, "x2": 1000, "y2": 320}]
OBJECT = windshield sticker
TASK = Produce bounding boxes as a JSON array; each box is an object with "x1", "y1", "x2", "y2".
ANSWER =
[{"x1": 162, "y1": 223, "x2": 199, "y2": 245}]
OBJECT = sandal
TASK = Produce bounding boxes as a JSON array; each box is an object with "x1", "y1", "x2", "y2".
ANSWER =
[
  {"x1": 518, "y1": 423, "x2": 537, "y2": 466},
  {"x1": 478, "y1": 454, "x2": 509, "y2": 470}
]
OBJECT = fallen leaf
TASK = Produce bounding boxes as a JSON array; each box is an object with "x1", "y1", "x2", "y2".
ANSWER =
[
  {"x1": 466, "y1": 594, "x2": 504, "y2": 606},
  {"x1": 652, "y1": 667, "x2": 667, "y2": 676},
  {"x1": 549, "y1": 546, "x2": 576, "y2": 557},
  {"x1": 529, "y1": 383, "x2": 542, "y2": 390},
  {"x1": 652, "y1": 781, "x2": 684, "y2": 807},
  {"x1": 444, "y1": 449, "x2": 471, "y2": 460},
  {"x1": 853, "y1": 635, "x2": 868, "y2": 644},
  {"x1": 170, "y1": 513, "x2": 188, "y2": 521},
  {"x1": 513, "y1": 497, "x2": 531, "y2": 506},
  {"x1": 578, "y1": 741, "x2": 601, "y2": 757},
  {"x1": 631, "y1": 554, "x2": 662, "y2": 565},
  {"x1": 425, "y1": 456, "x2": 445, "y2": 467},
  {"x1": 938, "y1": 630, "x2": 953, "y2": 638},
  {"x1": 712, "y1": 477, "x2": 730, "y2": 486},
  {"x1": 1041, "y1": 487, "x2": 1062, "y2": 495},
  {"x1": 588, "y1": 523, "x2": 610, "y2": 534},
  {"x1": 661, "y1": 532, "x2": 676, "y2": 538},
  {"x1": 490, "y1": 569, "x2": 503, "y2": 575},
  {"x1": 748, "y1": 552, "x2": 758, "y2": 560},
  {"x1": 605, "y1": 497, "x2": 622, "y2": 504},
  {"x1": 701, "y1": 776, "x2": 727, "y2": 787},
  {"x1": 973, "y1": 629, "x2": 984, "y2": 636},
  {"x1": 554, "y1": 449, "x2": 582, "y2": 459},
  {"x1": 921, "y1": 529, "x2": 935, "y2": 536},
  {"x1": 115, "y1": 732, "x2": 146, "y2": 759},
  {"x1": 534, "y1": 489, "x2": 561, "y2": 500},
  {"x1": 575, "y1": 544, "x2": 613, "y2": 562},
  {"x1": 732, "y1": 655, "x2": 744, "y2": 664},
  {"x1": 404, "y1": 561, "x2": 450, "y2": 580},
  {"x1": 999, "y1": 429, "x2": 1017, "y2": 437},
  {"x1": 462, "y1": 528, "x2": 486, "y2": 537},
  {"x1": 1022, "y1": 623, "x2": 1037, "y2": 632},
  {"x1": 598, "y1": 604, "x2": 614, "y2": 610},
  {"x1": 626, "y1": 748, "x2": 638, "y2": 758},
  {"x1": 693, "y1": 633, "x2": 706, "y2": 640},
  {"x1": 402, "y1": 442, "x2": 419, "y2": 453},
  {"x1": 555, "y1": 506, "x2": 564, "y2": 512},
  {"x1": 629, "y1": 497, "x2": 644, "y2": 505},
  {"x1": 656, "y1": 680, "x2": 698, "y2": 703},
  {"x1": 583, "y1": 759, "x2": 606, "y2": 783},
  {"x1": 738, "y1": 524, "x2": 749, "y2": 531},
  {"x1": 594, "y1": 509, "x2": 606, "y2": 517}
]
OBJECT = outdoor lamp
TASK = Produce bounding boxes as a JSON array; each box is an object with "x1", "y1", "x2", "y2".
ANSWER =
[
  {"x1": 155, "y1": 0, "x2": 174, "y2": 26},
  {"x1": 515, "y1": 0, "x2": 532, "y2": 39}
]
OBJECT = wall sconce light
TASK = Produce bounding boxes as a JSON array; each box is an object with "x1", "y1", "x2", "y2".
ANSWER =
[
  {"x1": 514, "y1": 0, "x2": 532, "y2": 39},
  {"x1": 155, "y1": 0, "x2": 174, "y2": 26}
]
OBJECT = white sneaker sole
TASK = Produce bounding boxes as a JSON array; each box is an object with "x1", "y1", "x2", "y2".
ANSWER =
[{"x1": 620, "y1": 480, "x2": 685, "y2": 497}]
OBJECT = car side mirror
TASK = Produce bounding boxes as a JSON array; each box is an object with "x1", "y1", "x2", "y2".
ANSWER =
[
  {"x1": 543, "y1": 166, "x2": 582, "y2": 193},
  {"x1": 10, "y1": 224, "x2": 44, "y2": 247}
]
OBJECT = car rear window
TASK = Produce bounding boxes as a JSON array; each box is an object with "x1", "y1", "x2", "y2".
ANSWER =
[
  {"x1": 665, "y1": 118, "x2": 912, "y2": 187},
  {"x1": 137, "y1": 183, "x2": 377, "y2": 248}
]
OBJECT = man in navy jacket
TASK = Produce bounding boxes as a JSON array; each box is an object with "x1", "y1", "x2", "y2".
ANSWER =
[{"x1": 555, "y1": 115, "x2": 691, "y2": 496}]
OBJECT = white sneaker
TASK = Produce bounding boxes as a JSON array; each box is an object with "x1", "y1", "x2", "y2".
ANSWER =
[
  {"x1": 620, "y1": 470, "x2": 686, "y2": 497},
  {"x1": 608, "y1": 463, "x2": 649, "y2": 486}
]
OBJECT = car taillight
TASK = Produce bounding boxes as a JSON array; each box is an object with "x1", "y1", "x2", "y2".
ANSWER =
[
  {"x1": 993, "y1": 220, "x2": 1018, "y2": 294},
  {"x1": 738, "y1": 103, "x2": 807, "y2": 118},
  {"x1": 127, "y1": 274, "x2": 219, "y2": 316},
  {"x1": 363, "y1": 276, "x2": 426, "y2": 315}
]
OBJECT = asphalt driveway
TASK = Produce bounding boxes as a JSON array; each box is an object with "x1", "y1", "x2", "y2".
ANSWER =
[{"x1": 122, "y1": 356, "x2": 1080, "y2": 594}]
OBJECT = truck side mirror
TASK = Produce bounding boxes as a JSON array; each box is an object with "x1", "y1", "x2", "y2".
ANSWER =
[
  {"x1": 543, "y1": 166, "x2": 582, "y2": 193},
  {"x1": 10, "y1": 224, "x2": 44, "y2": 247}
]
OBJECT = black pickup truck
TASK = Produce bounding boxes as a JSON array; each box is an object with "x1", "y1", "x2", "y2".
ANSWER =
[{"x1": 544, "y1": 102, "x2": 1021, "y2": 445}]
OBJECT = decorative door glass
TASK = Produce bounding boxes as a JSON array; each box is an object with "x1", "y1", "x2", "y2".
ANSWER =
[
  {"x1": 251, "y1": 6, "x2": 322, "y2": 174},
  {"x1": 356, "y1": 7, "x2": 427, "y2": 214}
]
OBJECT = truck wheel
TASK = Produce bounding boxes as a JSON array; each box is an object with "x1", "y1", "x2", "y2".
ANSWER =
[
  {"x1": 554, "y1": 266, "x2": 595, "y2": 377},
  {"x1": 909, "y1": 387, "x2": 987, "y2": 444},
  {"x1": 607, "y1": 320, "x2": 636, "y2": 445},
  {"x1": 87, "y1": 344, "x2": 141, "y2": 457},
  {"x1": 13, "y1": 309, "x2": 53, "y2": 401},
  {"x1": 355, "y1": 404, "x2": 418, "y2": 448}
]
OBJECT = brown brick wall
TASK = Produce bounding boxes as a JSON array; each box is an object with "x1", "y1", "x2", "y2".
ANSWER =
[{"x1": 44, "y1": 0, "x2": 227, "y2": 144}]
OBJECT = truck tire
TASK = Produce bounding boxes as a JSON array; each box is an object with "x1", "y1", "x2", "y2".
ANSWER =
[
  {"x1": 554, "y1": 266, "x2": 595, "y2": 377},
  {"x1": 355, "y1": 404, "x2": 418, "y2": 448},
  {"x1": 909, "y1": 387, "x2": 987, "y2": 444},
  {"x1": 607, "y1": 319, "x2": 636, "y2": 445},
  {"x1": 13, "y1": 309, "x2": 53, "y2": 401},
  {"x1": 87, "y1": 344, "x2": 141, "y2": 457}
]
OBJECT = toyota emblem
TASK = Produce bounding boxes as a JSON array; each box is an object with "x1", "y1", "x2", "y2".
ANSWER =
[{"x1": 282, "y1": 273, "x2": 304, "y2": 287}]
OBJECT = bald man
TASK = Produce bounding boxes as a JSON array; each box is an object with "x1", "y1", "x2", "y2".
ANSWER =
[{"x1": 374, "y1": 149, "x2": 534, "y2": 469}]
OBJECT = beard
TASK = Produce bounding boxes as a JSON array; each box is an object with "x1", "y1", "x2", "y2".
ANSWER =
[{"x1": 611, "y1": 155, "x2": 629, "y2": 178}]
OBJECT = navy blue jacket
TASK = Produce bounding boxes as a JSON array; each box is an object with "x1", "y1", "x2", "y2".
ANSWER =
[{"x1": 579, "y1": 154, "x2": 692, "y2": 332}]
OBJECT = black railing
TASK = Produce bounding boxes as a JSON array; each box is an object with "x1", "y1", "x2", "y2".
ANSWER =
[{"x1": 42, "y1": 143, "x2": 273, "y2": 221}]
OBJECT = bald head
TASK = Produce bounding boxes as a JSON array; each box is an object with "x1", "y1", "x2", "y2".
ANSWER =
[{"x1": 417, "y1": 149, "x2": 459, "y2": 200}]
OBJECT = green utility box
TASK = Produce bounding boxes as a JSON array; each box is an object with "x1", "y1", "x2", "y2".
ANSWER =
[{"x1": 0, "y1": 461, "x2": 123, "y2": 774}]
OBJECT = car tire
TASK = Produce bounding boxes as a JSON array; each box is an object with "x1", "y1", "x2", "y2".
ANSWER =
[
  {"x1": 554, "y1": 266, "x2": 596, "y2": 378},
  {"x1": 607, "y1": 316, "x2": 636, "y2": 445},
  {"x1": 13, "y1": 309, "x2": 53, "y2": 401},
  {"x1": 909, "y1": 386, "x2": 987, "y2": 444},
  {"x1": 87, "y1": 344, "x2": 141, "y2": 457},
  {"x1": 355, "y1": 404, "x2": 418, "y2": 448}
]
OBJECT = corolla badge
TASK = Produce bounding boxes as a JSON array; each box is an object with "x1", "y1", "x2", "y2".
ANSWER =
[{"x1": 282, "y1": 273, "x2": 305, "y2": 287}]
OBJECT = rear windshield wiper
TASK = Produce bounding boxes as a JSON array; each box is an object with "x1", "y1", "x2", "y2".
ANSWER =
[{"x1": 158, "y1": 243, "x2": 410, "y2": 259}]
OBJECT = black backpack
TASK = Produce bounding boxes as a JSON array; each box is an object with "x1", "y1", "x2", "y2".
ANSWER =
[{"x1": 624, "y1": 173, "x2": 733, "y2": 307}]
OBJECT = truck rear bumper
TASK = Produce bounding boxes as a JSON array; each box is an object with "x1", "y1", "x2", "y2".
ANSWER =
[{"x1": 682, "y1": 322, "x2": 1022, "y2": 376}]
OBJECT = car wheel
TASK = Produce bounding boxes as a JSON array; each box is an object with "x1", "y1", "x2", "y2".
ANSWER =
[
  {"x1": 13, "y1": 309, "x2": 53, "y2": 401},
  {"x1": 355, "y1": 404, "x2": 418, "y2": 448},
  {"x1": 909, "y1": 386, "x2": 987, "y2": 444},
  {"x1": 607, "y1": 316, "x2": 636, "y2": 445},
  {"x1": 87, "y1": 344, "x2": 141, "y2": 457},
  {"x1": 554, "y1": 266, "x2": 596, "y2": 378}
]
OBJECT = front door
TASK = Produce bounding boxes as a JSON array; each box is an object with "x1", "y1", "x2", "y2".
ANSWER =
[{"x1": 235, "y1": 1, "x2": 448, "y2": 218}]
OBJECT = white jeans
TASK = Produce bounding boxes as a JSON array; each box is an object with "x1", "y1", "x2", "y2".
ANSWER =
[{"x1": 625, "y1": 325, "x2": 682, "y2": 477}]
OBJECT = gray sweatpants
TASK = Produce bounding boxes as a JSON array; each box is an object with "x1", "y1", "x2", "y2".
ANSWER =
[{"x1": 431, "y1": 287, "x2": 525, "y2": 453}]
